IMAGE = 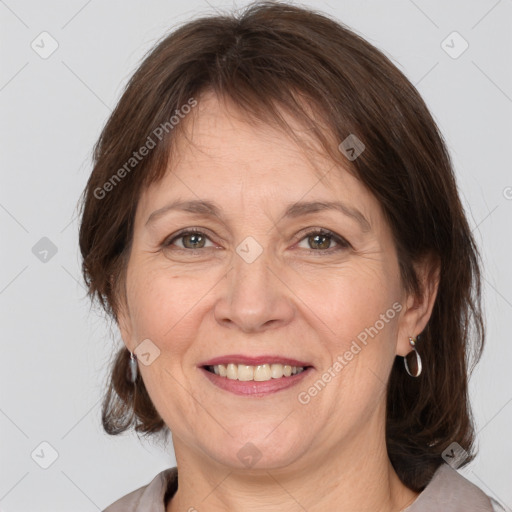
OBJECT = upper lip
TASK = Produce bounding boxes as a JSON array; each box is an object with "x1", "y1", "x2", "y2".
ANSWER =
[{"x1": 199, "y1": 354, "x2": 313, "y2": 368}]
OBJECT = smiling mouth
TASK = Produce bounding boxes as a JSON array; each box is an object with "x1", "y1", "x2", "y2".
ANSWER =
[{"x1": 203, "y1": 363, "x2": 313, "y2": 382}]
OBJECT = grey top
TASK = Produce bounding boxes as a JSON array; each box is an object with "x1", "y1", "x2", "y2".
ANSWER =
[{"x1": 103, "y1": 463, "x2": 507, "y2": 512}]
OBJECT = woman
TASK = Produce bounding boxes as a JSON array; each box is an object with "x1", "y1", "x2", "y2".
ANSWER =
[{"x1": 78, "y1": 2, "x2": 506, "y2": 510}]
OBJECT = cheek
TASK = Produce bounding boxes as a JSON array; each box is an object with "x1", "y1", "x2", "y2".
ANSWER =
[
  {"x1": 126, "y1": 276, "x2": 168, "y2": 340},
  {"x1": 125, "y1": 262, "x2": 212, "y2": 351},
  {"x1": 297, "y1": 259, "x2": 399, "y2": 334},
  {"x1": 310, "y1": 269, "x2": 401, "y2": 422},
  {"x1": 299, "y1": 263, "x2": 401, "y2": 405}
]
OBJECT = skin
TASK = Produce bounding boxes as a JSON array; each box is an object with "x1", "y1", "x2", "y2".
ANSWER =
[{"x1": 117, "y1": 90, "x2": 440, "y2": 512}]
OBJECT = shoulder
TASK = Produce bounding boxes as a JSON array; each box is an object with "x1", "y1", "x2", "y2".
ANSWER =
[
  {"x1": 102, "y1": 467, "x2": 178, "y2": 512},
  {"x1": 406, "y1": 464, "x2": 507, "y2": 512},
  {"x1": 102, "y1": 485, "x2": 146, "y2": 512},
  {"x1": 490, "y1": 497, "x2": 508, "y2": 512}
]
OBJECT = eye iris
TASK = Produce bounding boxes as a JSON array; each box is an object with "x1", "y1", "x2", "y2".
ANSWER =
[
  {"x1": 309, "y1": 233, "x2": 331, "y2": 250},
  {"x1": 183, "y1": 233, "x2": 205, "y2": 249},
  {"x1": 174, "y1": 231, "x2": 338, "y2": 250}
]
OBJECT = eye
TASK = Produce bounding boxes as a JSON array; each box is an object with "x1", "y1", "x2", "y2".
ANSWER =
[
  {"x1": 296, "y1": 228, "x2": 350, "y2": 252},
  {"x1": 162, "y1": 227, "x2": 350, "y2": 253},
  {"x1": 163, "y1": 228, "x2": 215, "y2": 250}
]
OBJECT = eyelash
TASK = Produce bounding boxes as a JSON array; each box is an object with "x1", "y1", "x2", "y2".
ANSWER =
[{"x1": 162, "y1": 227, "x2": 350, "y2": 254}]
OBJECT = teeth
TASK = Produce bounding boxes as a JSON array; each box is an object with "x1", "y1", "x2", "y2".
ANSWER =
[
  {"x1": 254, "y1": 364, "x2": 271, "y2": 381},
  {"x1": 237, "y1": 364, "x2": 254, "y2": 381},
  {"x1": 209, "y1": 363, "x2": 306, "y2": 381}
]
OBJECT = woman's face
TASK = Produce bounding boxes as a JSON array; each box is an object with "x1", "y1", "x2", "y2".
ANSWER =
[{"x1": 118, "y1": 91, "x2": 423, "y2": 471}]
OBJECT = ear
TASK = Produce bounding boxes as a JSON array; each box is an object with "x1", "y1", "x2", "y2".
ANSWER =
[
  {"x1": 110, "y1": 273, "x2": 134, "y2": 351},
  {"x1": 396, "y1": 252, "x2": 440, "y2": 357}
]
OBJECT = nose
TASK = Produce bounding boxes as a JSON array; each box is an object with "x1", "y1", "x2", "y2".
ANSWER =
[{"x1": 213, "y1": 247, "x2": 295, "y2": 333}]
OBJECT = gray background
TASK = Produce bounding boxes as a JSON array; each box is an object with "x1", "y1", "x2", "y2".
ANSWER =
[{"x1": 1, "y1": 0, "x2": 511, "y2": 510}]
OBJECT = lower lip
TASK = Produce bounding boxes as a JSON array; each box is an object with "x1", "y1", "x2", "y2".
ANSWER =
[{"x1": 199, "y1": 366, "x2": 314, "y2": 396}]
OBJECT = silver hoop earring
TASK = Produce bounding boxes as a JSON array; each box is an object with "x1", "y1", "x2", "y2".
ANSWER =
[
  {"x1": 404, "y1": 336, "x2": 422, "y2": 377},
  {"x1": 127, "y1": 350, "x2": 138, "y2": 383}
]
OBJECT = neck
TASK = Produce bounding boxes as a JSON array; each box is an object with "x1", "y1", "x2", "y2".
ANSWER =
[{"x1": 167, "y1": 408, "x2": 419, "y2": 512}]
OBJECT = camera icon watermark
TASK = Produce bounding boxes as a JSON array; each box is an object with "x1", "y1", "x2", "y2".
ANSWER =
[
  {"x1": 31, "y1": 441, "x2": 59, "y2": 469},
  {"x1": 338, "y1": 134, "x2": 365, "y2": 161},
  {"x1": 441, "y1": 441, "x2": 468, "y2": 469},
  {"x1": 134, "y1": 338, "x2": 161, "y2": 366},
  {"x1": 237, "y1": 442, "x2": 263, "y2": 468},
  {"x1": 32, "y1": 237, "x2": 58, "y2": 263},
  {"x1": 236, "y1": 236, "x2": 263, "y2": 264},
  {"x1": 503, "y1": 186, "x2": 512, "y2": 200},
  {"x1": 31, "y1": 31, "x2": 59, "y2": 59},
  {"x1": 441, "y1": 31, "x2": 469, "y2": 59}
]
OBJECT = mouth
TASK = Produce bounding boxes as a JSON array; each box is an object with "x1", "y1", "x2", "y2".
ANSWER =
[
  {"x1": 202, "y1": 363, "x2": 312, "y2": 381},
  {"x1": 198, "y1": 356, "x2": 314, "y2": 396}
]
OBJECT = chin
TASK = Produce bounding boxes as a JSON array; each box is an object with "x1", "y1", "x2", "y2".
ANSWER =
[{"x1": 206, "y1": 427, "x2": 308, "y2": 471}]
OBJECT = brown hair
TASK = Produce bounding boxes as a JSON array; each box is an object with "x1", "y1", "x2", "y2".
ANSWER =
[{"x1": 78, "y1": 1, "x2": 485, "y2": 491}]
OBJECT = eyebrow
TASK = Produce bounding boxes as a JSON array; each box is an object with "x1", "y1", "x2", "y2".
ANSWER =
[{"x1": 145, "y1": 199, "x2": 371, "y2": 232}]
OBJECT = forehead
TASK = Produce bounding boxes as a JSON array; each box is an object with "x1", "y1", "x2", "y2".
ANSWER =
[
  {"x1": 174, "y1": 92, "x2": 330, "y2": 177},
  {"x1": 136, "y1": 91, "x2": 379, "y2": 226}
]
